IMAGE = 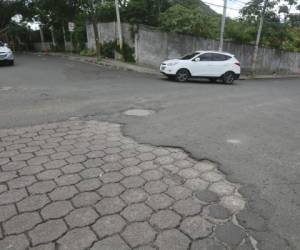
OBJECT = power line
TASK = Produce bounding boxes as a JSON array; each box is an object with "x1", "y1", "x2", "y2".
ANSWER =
[{"x1": 202, "y1": 1, "x2": 241, "y2": 12}]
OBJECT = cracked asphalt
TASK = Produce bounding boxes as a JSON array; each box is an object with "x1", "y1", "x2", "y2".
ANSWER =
[{"x1": 0, "y1": 54, "x2": 300, "y2": 249}]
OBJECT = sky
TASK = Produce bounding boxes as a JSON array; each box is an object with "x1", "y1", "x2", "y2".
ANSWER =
[{"x1": 206, "y1": 0, "x2": 300, "y2": 19}]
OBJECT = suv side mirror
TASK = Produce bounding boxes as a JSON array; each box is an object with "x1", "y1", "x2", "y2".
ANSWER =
[
  {"x1": 4, "y1": 43, "x2": 8, "y2": 47},
  {"x1": 194, "y1": 57, "x2": 200, "y2": 62}
]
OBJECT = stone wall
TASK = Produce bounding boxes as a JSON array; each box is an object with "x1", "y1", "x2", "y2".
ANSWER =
[{"x1": 86, "y1": 22, "x2": 300, "y2": 75}]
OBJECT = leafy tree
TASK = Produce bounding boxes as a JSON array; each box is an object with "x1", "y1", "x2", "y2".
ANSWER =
[{"x1": 160, "y1": 4, "x2": 219, "y2": 39}]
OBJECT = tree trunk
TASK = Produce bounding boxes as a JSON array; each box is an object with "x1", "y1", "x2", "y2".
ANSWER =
[
  {"x1": 92, "y1": 20, "x2": 101, "y2": 59},
  {"x1": 62, "y1": 24, "x2": 67, "y2": 51}
]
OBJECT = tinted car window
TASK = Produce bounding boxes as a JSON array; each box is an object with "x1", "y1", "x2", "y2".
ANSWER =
[
  {"x1": 181, "y1": 53, "x2": 199, "y2": 60},
  {"x1": 211, "y1": 53, "x2": 231, "y2": 61},
  {"x1": 199, "y1": 53, "x2": 213, "y2": 61}
]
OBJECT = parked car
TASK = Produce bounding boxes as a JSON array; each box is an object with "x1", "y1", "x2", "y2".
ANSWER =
[
  {"x1": 0, "y1": 42, "x2": 14, "y2": 66},
  {"x1": 160, "y1": 51, "x2": 240, "y2": 84}
]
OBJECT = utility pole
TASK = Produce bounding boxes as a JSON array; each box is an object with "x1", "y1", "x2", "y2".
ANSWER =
[
  {"x1": 251, "y1": 0, "x2": 268, "y2": 75},
  {"x1": 115, "y1": 0, "x2": 123, "y2": 50},
  {"x1": 219, "y1": 0, "x2": 227, "y2": 51}
]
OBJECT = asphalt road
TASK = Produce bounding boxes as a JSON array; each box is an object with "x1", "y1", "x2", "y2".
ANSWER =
[{"x1": 1, "y1": 54, "x2": 300, "y2": 249}]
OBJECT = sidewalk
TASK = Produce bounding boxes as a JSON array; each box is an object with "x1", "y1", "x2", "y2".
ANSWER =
[{"x1": 47, "y1": 52, "x2": 300, "y2": 80}]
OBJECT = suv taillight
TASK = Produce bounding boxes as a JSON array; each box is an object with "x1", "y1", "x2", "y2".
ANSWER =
[{"x1": 235, "y1": 61, "x2": 241, "y2": 67}]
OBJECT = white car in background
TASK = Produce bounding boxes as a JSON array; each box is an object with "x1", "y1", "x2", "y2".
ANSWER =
[
  {"x1": 0, "y1": 42, "x2": 14, "y2": 66},
  {"x1": 160, "y1": 51, "x2": 241, "y2": 84}
]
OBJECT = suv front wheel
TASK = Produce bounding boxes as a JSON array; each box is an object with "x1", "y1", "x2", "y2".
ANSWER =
[{"x1": 176, "y1": 69, "x2": 190, "y2": 82}]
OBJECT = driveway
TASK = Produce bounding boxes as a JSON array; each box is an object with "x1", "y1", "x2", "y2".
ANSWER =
[{"x1": 0, "y1": 54, "x2": 300, "y2": 249}]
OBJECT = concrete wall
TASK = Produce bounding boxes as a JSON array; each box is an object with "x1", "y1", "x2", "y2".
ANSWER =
[
  {"x1": 86, "y1": 22, "x2": 300, "y2": 75},
  {"x1": 86, "y1": 22, "x2": 134, "y2": 49}
]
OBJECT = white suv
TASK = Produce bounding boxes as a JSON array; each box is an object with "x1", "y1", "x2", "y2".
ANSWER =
[
  {"x1": 0, "y1": 42, "x2": 14, "y2": 66},
  {"x1": 160, "y1": 51, "x2": 241, "y2": 84}
]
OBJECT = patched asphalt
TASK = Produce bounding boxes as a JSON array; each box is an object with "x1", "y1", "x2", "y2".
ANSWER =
[{"x1": 0, "y1": 54, "x2": 299, "y2": 249}]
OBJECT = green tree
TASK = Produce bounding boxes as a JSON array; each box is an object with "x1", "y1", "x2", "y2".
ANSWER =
[{"x1": 160, "y1": 4, "x2": 219, "y2": 39}]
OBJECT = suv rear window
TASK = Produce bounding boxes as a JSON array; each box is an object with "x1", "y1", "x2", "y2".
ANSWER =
[{"x1": 212, "y1": 53, "x2": 231, "y2": 61}]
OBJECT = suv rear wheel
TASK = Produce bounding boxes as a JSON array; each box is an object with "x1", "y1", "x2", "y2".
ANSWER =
[
  {"x1": 176, "y1": 69, "x2": 190, "y2": 82},
  {"x1": 222, "y1": 72, "x2": 235, "y2": 84}
]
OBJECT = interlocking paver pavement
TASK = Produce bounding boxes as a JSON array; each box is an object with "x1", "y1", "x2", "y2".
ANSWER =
[{"x1": 0, "y1": 120, "x2": 256, "y2": 249}]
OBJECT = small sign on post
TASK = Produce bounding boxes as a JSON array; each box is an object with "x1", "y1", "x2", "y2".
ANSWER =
[{"x1": 68, "y1": 22, "x2": 75, "y2": 32}]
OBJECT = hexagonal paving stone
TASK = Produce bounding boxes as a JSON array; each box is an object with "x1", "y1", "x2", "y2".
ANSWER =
[
  {"x1": 91, "y1": 235, "x2": 130, "y2": 250},
  {"x1": 4, "y1": 212, "x2": 42, "y2": 235},
  {"x1": 0, "y1": 234, "x2": 29, "y2": 250},
  {"x1": 0, "y1": 171, "x2": 18, "y2": 183},
  {"x1": 201, "y1": 171, "x2": 223, "y2": 182},
  {"x1": 215, "y1": 222, "x2": 246, "y2": 248},
  {"x1": 41, "y1": 201, "x2": 73, "y2": 219},
  {"x1": 121, "y1": 176, "x2": 146, "y2": 188},
  {"x1": 209, "y1": 181, "x2": 235, "y2": 196},
  {"x1": 29, "y1": 219, "x2": 68, "y2": 246},
  {"x1": 37, "y1": 169, "x2": 62, "y2": 180},
  {"x1": 95, "y1": 197, "x2": 126, "y2": 215},
  {"x1": 208, "y1": 204, "x2": 231, "y2": 220},
  {"x1": 80, "y1": 167, "x2": 103, "y2": 179},
  {"x1": 8, "y1": 176, "x2": 36, "y2": 189},
  {"x1": 122, "y1": 222, "x2": 156, "y2": 248},
  {"x1": 220, "y1": 195, "x2": 246, "y2": 212},
  {"x1": 195, "y1": 190, "x2": 220, "y2": 203},
  {"x1": 146, "y1": 194, "x2": 174, "y2": 210},
  {"x1": 62, "y1": 163, "x2": 85, "y2": 174},
  {"x1": 0, "y1": 205, "x2": 17, "y2": 222},
  {"x1": 141, "y1": 170, "x2": 163, "y2": 181},
  {"x1": 101, "y1": 162, "x2": 123, "y2": 172},
  {"x1": 166, "y1": 186, "x2": 192, "y2": 200},
  {"x1": 50, "y1": 152, "x2": 71, "y2": 160},
  {"x1": 120, "y1": 157, "x2": 141, "y2": 167},
  {"x1": 66, "y1": 207, "x2": 99, "y2": 228},
  {"x1": 178, "y1": 168, "x2": 200, "y2": 179},
  {"x1": 191, "y1": 239, "x2": 226, "y2": 250},
  {"x1": 49, "y1": 186, "x2": 78, "y2": 201},
  {"x1": 184, "y1": 178, "x2": 209, "y2": 191},
  {"x1": 84, "y1": 158, "x2": 104, "y2": 168},
  {"x1": 121, "y1": 188, "x2": 148, "y2": 204},
  {"x1": 55, "y1": 174, "x2": 82, "y2": 186},
  {"x1": 0, "y1": 189, "x2": 28, "y2": 205},
  {"x1": 17, "y1": 194, "x2": 50, "y2": 212},
  {"x1": 193, "y1": 160, "x2": 216, "y2": 173},
  {"x1": 28, "y1": 156, "x2": 49, "y2": 165},
  {"x1": 154, "y1": 229, "x2": 190, "y2": 250},
  {"x1": 121, "y1": 166, "x2": 142, "y2": 176},
  {"x1": 76, "y1": 178, "x2": 102, "y2": 191},
  {"x1": 100, "y1": 172, "x2": 124, "y2": 183},
  {"x1": 173, "y1": 198, "x2": 202, "y2": 216},
  {"x1": 98, "y1": 183, "x2": 125, "y2": 197},
  {"x1": 139, "y1": 161, "x2": 158, "y2": 170},
  {"x1": 72, "y1": 192, "x2": 101, "y2": 208},
  {"x1": 150, "y1": 210, "x2": 181, "y2": 229},
  {"x1": 92, "y1": 214, "x2": 126, "y2": 238},
  {"x1": 180, "y1": 216, "x2": 213, "y2": 239},
  {"x1": 2, "y1": 161, "x2": 27, "y2": 171},
  {"x1": 18, "y1": 165, "x2": 44, "y2": 176},
  {"x1": 121, "y1": 203, "x2": 153, "y2": 222},
  {"x1": 57, "y1": 227, "x2": 97, "y2": 250},
  {"x1": 144, "y1": 180, "x2": 168, "y2": 194},
  {"x1": 43, "y1": 160, "x2": 67, "y2": 169}
]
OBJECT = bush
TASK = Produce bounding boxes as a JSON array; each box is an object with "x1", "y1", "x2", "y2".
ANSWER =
[
  {"x1": 79, "y1": 49, "x2": 96, "y2": 57},
  {"x1": 101, "y1": 40, "x2": 135, "y2": 62}
]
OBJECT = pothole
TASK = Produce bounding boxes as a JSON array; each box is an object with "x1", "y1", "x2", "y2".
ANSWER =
[{"x1": 124, "y1": 109, "x2": 155, "y2": 117}]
